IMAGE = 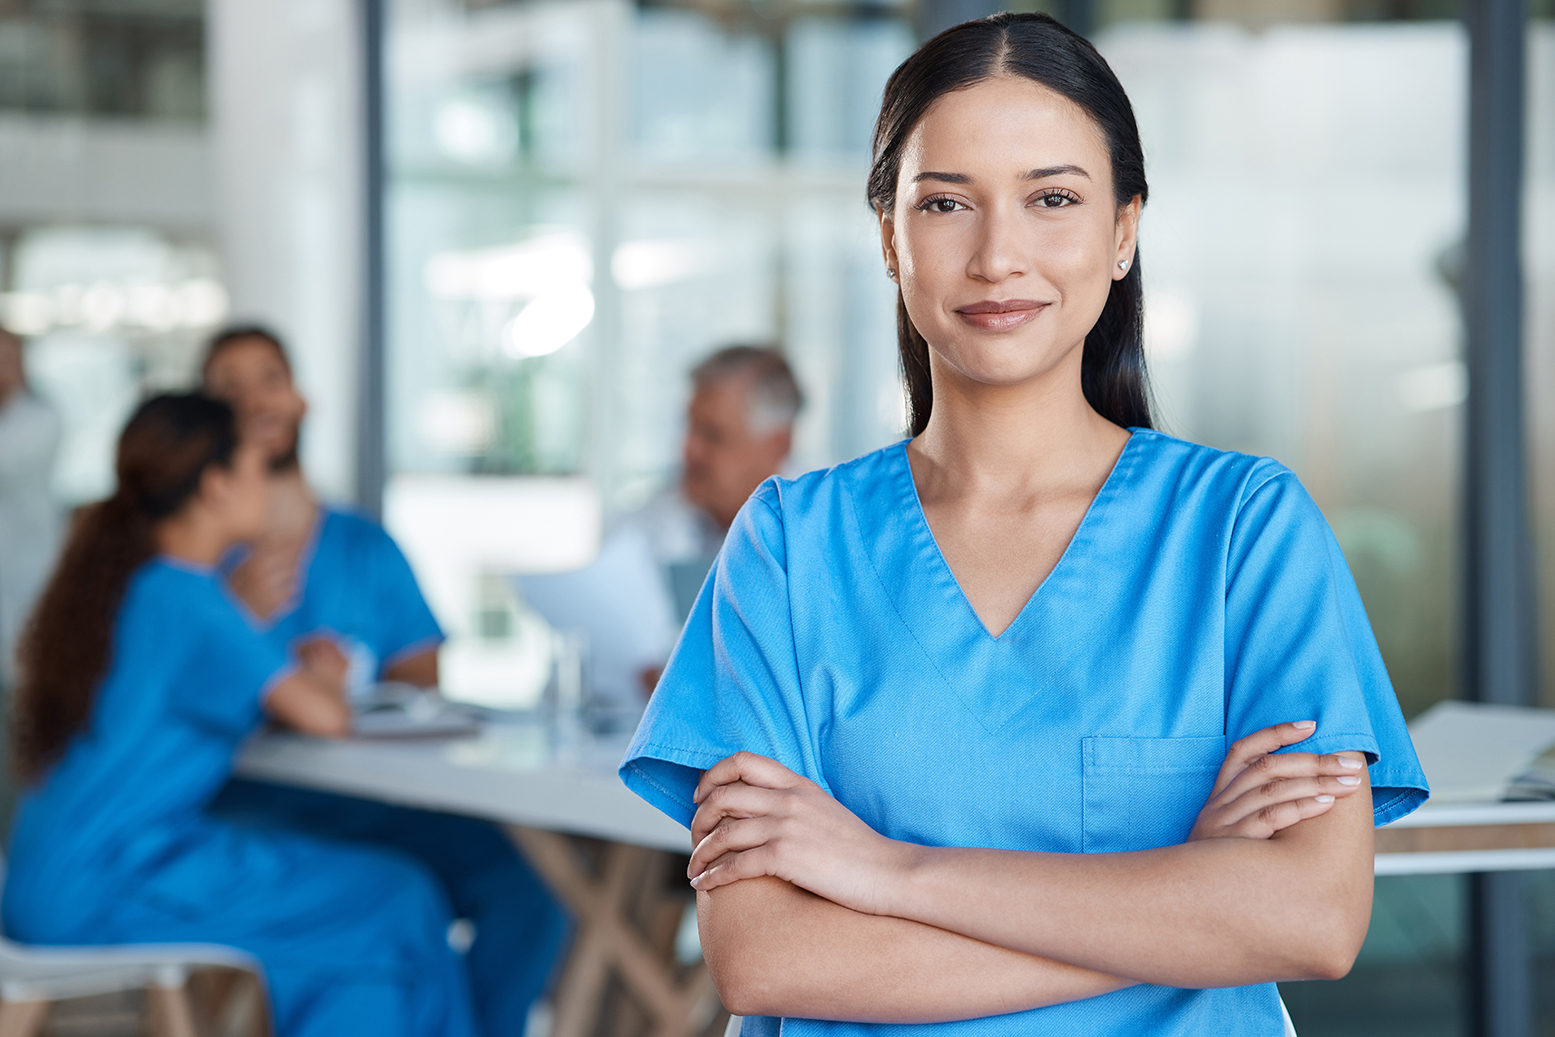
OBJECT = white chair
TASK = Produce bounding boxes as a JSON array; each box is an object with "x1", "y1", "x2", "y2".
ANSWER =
[{"x1": 0, "y1": 855, "x2": 267, "y2": 1037}]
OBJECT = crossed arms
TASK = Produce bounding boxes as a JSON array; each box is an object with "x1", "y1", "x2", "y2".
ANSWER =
[{"x1": 687, "y1": 722, "x2": 1375, "y2": 1023}]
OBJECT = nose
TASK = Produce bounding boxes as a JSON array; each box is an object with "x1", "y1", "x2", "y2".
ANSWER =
[{"x1": 965, "y1": 201, "x2": 1028, "y2": 284}]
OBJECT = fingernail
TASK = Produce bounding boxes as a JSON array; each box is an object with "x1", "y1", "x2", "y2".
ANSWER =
[
  {"x1": 1293, "y1": 720, "x2": 1316, "y2": 731},
  {"x1": 1315, "y1": 794, "x2": 1335, "y2": 803},
  {"x1": 1337, "y1": 774, "x2": 1360, "y2": 786},
  {"x1": 1340, "y1": 757, "x2": 1362, "y2": 770},
  {"x1": 689, "y1": 874, "x2": 702, "y2": 889}
]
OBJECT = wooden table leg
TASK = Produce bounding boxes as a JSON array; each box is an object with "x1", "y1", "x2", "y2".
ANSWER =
[
  {"x1": 507, "y1": 827, "x2": 723, "y2": 1037},
  {"x1": 146, "y1": 977, "x2": 198, "y2": 1037},
  {"x1": 0, "y1": 1001, "x2": 49, "y2": 1037}
]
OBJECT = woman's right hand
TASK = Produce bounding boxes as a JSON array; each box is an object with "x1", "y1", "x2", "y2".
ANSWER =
[
  {"x1": 1187, "y1": 721, "x2": 1367, "y2": 842},
  {"x1": 296, "y1": 635, "x2": 349, "y2": 693}
]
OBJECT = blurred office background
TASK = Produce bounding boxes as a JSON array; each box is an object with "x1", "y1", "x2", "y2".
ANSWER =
[{"x1": 0, "y1": 0, "x2": 1551, "y2": 1032}]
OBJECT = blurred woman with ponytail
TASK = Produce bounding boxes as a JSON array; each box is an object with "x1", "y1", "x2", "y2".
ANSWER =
[
  {"x1": 4, "y1": 394, "x2": 475, "y2": 1037},
  {"x1": 620, "y1": 13, "x2": 1428, "y2": 1036}
]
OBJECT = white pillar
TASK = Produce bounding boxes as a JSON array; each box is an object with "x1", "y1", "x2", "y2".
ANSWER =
[{"x1": 208, "y1": 0, "x2": 364, "y2": 502}]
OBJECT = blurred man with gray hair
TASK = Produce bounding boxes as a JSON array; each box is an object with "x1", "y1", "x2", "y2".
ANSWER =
[
  {"x1": 634, "y1": 344, "x2": 803, "y2": 619},
  {"x1": 520, "y1": 346, "x2": 803, "y2": 717}
]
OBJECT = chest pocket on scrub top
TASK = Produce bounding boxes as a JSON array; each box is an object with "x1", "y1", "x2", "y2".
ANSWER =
[{"x1": 1081, "y1": 736, "x2": 1224, "y2": 853}]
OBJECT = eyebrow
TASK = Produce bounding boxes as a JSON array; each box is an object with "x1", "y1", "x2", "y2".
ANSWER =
[
  {"x1": 1025, "y1": 164, "x2": 1091, "y2": 181},
  {"x1": 911, "y1": 164, "x2": 1092, "y2": 185}
]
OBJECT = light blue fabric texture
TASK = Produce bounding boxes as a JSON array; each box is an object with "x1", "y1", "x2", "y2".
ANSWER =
[
  {"x1": 3, "y1": 559, "x2": 476, "y2": 1037},
  {"x1": 621, "y1": 430, "x2": 1429, "y2": 1037},
  {"x1": 211, "y1": 506, "x2": 570, "y2": 1037},
  {"x1": 254, "y1": 506, "x2": 444, "y2": 678}
]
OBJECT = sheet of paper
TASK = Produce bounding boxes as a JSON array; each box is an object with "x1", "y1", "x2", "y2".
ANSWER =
[
  {"x1": 1406, "y1": 701, "x2": 1555, "y2": 804},
  {"x1": 517, "y1": 523, "x2": 680, "y2": 725}
]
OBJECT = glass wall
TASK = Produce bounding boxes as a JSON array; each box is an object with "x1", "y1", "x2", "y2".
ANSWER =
[
  {"x1": 1099, "y1": 18, "x2": 1465, "y2": 720},
  {"x1": 384, "y1": 0, "x2": 914, "y2": 703},
  {"x1": 385, "y1": 0, "x2": 912, "y2": 503}
]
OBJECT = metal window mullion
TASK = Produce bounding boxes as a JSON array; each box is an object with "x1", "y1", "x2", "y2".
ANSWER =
[
  {"x1": 358, "y1": 0, "x2": 388, "y2": 518},
  {"x1": 1463, "y1": 0, "x2": 1533, "y2": 1035}
]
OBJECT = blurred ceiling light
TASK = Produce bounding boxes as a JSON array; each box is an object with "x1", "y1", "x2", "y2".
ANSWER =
[
  {"x1": 418, "y1": 390, "x2": 498, "y2": 455},
  {"x1": 1, "y1": 292, "x2": 53, "y2": 335},
  {"x1": 82, "y1": 282, "x2": 126, "y2": 332},
  {"x1": 0, "y1": 278, "x2": 225, "y2": 336},
  {"x1": 1397, "y1": 360, "x2": 1467, "y2": 413},
  {"x1": 611, "y1": 238, "x2": 716, "y2": 290},
  {"x1": 434, "y1": 98, "x2": 518, "y2": 164},
  {"x1": 425, "y1": 232, "x2": 592, "y2": 301},
  {"x1": 1144, "y1": 291, "x2": 1199, "y2": 361},
  {"x1": 502, "y1": 284, "x2": 595, "y2": 358},
  {"x1": 125, "y1": 283, "x2": 179, "y2": 331}
]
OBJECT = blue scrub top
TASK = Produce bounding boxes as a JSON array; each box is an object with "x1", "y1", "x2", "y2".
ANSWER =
[
  {"x1": 621, "y1": 430, "x2": 1429, "y2": 1037},
  {"x1": 247, "y1": 507, "x2": 443, "y2": 682},
  {"x1": 5, "y1": 559, "x2": 293, "y2": 936}
]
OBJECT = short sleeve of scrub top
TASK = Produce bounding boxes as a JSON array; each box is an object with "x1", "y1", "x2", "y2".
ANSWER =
[
  {"x1": 169, "y1": 574, "x2": 296, "y2": 737},
  {"x1": 1219, "y1": 468, "x2": 1425, "y2": 824},
  {"x1": 353, "y1": 517, "x2": 444, "y2": 668},
  {"x1": 620, "y1": 488, "x2": 815, "y2": 828}
]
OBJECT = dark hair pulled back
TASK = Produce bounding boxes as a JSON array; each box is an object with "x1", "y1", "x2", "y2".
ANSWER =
[
  {"x1": 868, "y1": 12, "x2": 1152, "y2": 436},
  {"x1": 13, "y1": 393, "x2": 239, "y2": 782}
]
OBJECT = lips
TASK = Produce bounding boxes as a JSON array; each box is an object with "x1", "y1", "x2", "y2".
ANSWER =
[{"x1": 955, "y1": 299, "x2": 1048, "y2": 332}]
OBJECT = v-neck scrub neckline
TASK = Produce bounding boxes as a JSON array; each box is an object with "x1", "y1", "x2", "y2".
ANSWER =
[
  {"x1": 890, "y1": 431, "x2": 1138, "y2": 644},
  {"x1": 622, "y1": 428, "x2": 1428, "y2": 1037}
]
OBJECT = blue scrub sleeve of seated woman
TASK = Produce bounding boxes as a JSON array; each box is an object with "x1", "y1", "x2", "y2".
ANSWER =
[
  {"x1": 168, "y1": 564, "x2": 297, "y2": 735},
  {"x1": 620, "y1": 461, "x2": 1427, "y2": 833}
]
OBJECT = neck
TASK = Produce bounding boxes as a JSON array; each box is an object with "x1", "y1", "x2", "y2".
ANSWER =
[
  {"x1": 909, "y1": 344, "x2": 1127, "y2": 501},
  {"x1": 266, "y1": 467, "x2": 318, "y2": 541},
  {"x1": 155, "y1": 510, "x2": 232, "y2": 567}
]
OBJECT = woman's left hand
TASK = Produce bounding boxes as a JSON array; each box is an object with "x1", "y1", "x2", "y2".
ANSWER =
[{"x1": 689, "y1": 751, "x2": 912, "y2": 915}]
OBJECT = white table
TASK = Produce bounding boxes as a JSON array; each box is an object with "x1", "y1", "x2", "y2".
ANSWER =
[
  {"x1": 1374, "y1": 799, "x2": 1555, "y2": 875},
  {"x1": 236, "y1": 725, "x2": 716, "y2": 1037}
]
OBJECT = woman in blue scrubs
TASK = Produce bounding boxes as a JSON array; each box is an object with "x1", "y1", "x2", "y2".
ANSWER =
[
  {"x1": 4, "y1": 394, "x2": 475, "y2": 1037},
  {"x1": 621, "y1": 13, "x2": 1428, "y2": 1037},
  {"x1": 198, "y1": 328, "x2": 570, "y2": 1037}
]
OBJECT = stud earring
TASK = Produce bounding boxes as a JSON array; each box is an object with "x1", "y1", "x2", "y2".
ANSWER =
[
  {"x1": 886, "y1": 268, "x2": 897, "y2": 279},
  {"x1": 1118, "y1": 259, "x2": 1130, "y2": 271}
]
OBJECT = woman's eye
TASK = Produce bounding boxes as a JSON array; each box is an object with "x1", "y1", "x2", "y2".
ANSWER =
[
  {"x1": 1034, "y1": 192, "x2": 1077, "y2": 208},
  {"x1": 917, "y1": 197, "x2": 964, "y2": 214}
]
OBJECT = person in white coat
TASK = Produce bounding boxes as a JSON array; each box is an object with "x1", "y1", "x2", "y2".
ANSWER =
[{"x1": 0, "y1": 329, "x2": 62, "y2": 688}]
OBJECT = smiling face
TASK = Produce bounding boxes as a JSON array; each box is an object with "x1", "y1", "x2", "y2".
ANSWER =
[
  {"x1": 880, "y1": 75, "x2": 1139, "y2": 399},
  {"x1": 204, "y1": 336, "x2": 306, "y2": 471}
]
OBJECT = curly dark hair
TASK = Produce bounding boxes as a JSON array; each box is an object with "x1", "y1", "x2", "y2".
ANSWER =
[{"x1": 12, "y1": 393, "x2": 238, "y2": 783}]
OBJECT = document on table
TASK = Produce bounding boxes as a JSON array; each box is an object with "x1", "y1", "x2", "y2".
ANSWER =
[
  {"x1": 1406, "y1": 701, "x2": 1555, "y2": 803},
  {"x1": 351, "y1": 682, "x2": 481, "y2": 739}
]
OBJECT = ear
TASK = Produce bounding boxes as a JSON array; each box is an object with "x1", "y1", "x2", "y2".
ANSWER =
[
  {"x1": 1112, "y1": 195, "x2": 1142, "y2": 282},
  {"x1": 878, "y1": 208, "x2": 900, "y2": 285}
]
